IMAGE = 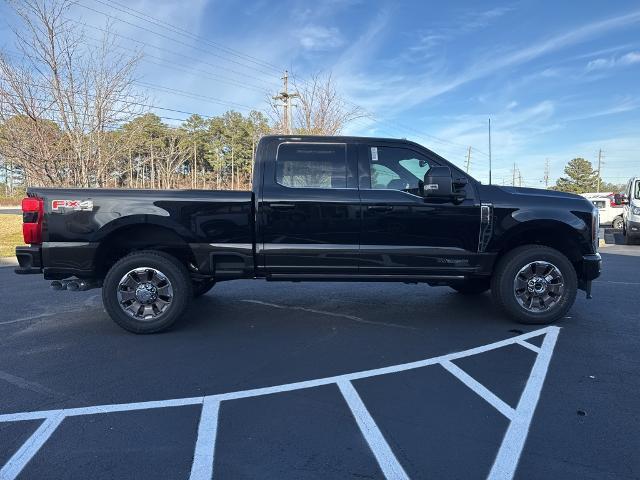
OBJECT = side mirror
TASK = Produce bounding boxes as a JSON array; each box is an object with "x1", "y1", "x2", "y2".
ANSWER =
[{"x1": 423, "y1": 166, "x2": 453, "y2": 198}]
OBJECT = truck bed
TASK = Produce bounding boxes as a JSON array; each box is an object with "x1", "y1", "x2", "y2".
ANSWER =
[{"x1": 25, "y1": 187, "x2": 255, "y2": 278}]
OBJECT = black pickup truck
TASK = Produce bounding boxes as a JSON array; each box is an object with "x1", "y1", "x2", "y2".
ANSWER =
[{"x1": 16, "y1": 135, "x2": 601, "y2": 333}]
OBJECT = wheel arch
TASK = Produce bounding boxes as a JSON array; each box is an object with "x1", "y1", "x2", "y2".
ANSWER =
[
  {"x1": 94, "y1": 224, "x2": 196, "y2": 278},
  {"x1": 494, "y1": 219, "x2": 587, "y2": 264}
]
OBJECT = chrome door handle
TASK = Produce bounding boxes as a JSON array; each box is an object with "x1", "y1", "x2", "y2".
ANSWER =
[{"x1": 367, "y1": 205, "x2": 393, "y2": 212}]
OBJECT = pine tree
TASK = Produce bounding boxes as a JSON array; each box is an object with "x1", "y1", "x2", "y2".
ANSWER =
[{"x1": 554, "y1": 158, "x2": 599, "y2": 193}]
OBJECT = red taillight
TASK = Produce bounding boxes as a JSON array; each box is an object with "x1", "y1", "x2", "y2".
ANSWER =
[{"x1": 21, "y1": 197, "x2": 44, "y2": 244}]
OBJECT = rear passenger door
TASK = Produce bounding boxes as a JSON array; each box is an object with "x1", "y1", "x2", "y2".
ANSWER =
[{"x1": 260, "y1": 141, "x2": 361, "y2": 276}]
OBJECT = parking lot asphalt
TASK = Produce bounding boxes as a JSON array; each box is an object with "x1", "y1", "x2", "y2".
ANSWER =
[{"x1": 0, "y1": 246, "x2": 639, "y2": 479}]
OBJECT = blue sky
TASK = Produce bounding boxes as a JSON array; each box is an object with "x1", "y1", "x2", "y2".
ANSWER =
[{"x1": 1, "y1": 0, "x2": 639, "y2": 187}]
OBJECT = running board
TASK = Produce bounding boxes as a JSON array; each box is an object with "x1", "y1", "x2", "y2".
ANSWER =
[{"x1": 266, "y1": 274, "x2": 466, "y2": 283}]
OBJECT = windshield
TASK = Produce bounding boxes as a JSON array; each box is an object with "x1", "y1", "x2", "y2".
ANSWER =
[
  {"x1": 635, "y1": 180, "x2": 640, "y2": 200},
  {"x1": 399, "y1": 158, "x2": 430, "y2": 181}
]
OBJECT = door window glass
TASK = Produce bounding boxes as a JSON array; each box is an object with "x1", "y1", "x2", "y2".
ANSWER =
[
  {"x1": 369, "y1": 146, "x2": 430, "y2": 191},
  {"x1": 371, "y1": 164, "x2": 400, "y2": 189},
  {"x1": 276, "y1": 143, "x2": 347, "y2": 188},
  {"x1": 634, "y1": 180, "x2": 640, "y2": 200}
]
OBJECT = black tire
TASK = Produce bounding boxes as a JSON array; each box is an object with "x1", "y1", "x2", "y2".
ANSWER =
[
  {"x1": 193, "y1": 278, "x2": 216, "y2": 298},
  {"x1": 450, "y1": 278, "x2": 490, "y2": 295},
  {"x1": 491, "y1": 245, "x2": 577, "y2": 325},
  {"x1": 612, "y1": 216, "x2": 624, "y2": 230},
  {"x1": 102, "y1": 250, "x2": 192, "y2": 334},
  {"x1": 624, "y1": 232, "x2": 639, "y2": 245}
]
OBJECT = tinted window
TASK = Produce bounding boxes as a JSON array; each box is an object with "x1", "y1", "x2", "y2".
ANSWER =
[
  {"x1": 369, "y1": 146, "x2": 430, "y2": 191},
  {"x1": 276, "y1": 143, "x2": 347, "y2": 188},
  {"x1": 635, "y1": 180, "x2": 640, "y2": 200},
  {"x1": 371, "y1": 164, "x2": 400, "y2": 189}
]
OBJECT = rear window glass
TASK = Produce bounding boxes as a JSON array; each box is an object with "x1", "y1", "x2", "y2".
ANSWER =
[
  {"x1": 592, "y1": 200, "x2": 606, "y2": 208},
  {"x1": 276, "y1": 143, "x2": 347, "y2": 189}
]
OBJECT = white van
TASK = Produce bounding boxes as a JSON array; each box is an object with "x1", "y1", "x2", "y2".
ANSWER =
[
  {"x1": 581, "y1": 193, "x2": 624, "y2": 229},
  {"x1": 621, "y1": 177, "x2": 640, "y2": 244}
]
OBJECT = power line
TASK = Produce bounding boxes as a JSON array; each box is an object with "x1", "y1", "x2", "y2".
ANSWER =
[
  {"x1": 78, "y1": 2, "x2": 489, "y2": 156},
  {"x1": 69, "y1": 21, "x2": 279, "y2": 92},
  {"x1": 0, "y1": 90, "x2": 236, "y2": 123},
  {"x1": 75, "y1": 2, "x2": 281, "y2": 79},
  {"x1": 8, "y1": 1, "x2": 493, "y2": 157},
  {"x1": 134, "y1": 82, "x2": 254, "y2": 111},
  {"x1": 87, "y1": 0, "x2": 283, "y2": 75},
  {"x1": 1, "y1": 78, "x2": 254, "y2": 115},
  {"x1": 2, "y1": 48, "x2": 264, "y2": 110}
]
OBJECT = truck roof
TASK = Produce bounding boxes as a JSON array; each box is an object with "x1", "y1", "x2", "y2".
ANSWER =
[
  {"x1": 262, "y1": 134, "x2": 418, "y2": 144},
  {"x1": 260, "y1": 134, "x2": 445, "y2": 159}
]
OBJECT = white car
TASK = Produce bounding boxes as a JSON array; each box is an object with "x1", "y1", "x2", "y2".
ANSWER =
[{"x1": 582, "y1": 193, "x2": 624, "y2": 229}]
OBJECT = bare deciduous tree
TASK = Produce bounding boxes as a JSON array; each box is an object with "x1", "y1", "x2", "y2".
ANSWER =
[
  {"x1": 0, "y1": 0, "x2": 146, "y2": 187},
  {"x1": 269, "y1": 72, "x2": 366, "y2": 135}
]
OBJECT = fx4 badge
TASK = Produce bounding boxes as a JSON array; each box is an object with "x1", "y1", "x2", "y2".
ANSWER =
[{"x1": 51, "y1": 199, "x2": 94, "y2": 212}]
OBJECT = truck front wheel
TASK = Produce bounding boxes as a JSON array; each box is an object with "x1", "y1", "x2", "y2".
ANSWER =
[
  {"x1": 102, "y1": 250, "x2": 193, "y2": 334},
  {"x1": 491, "y1": 245, "x2": 577, "y2": 325}
]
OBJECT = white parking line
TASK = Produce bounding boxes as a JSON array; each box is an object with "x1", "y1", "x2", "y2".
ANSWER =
[
  {"x1": 189, "y1": 397, "x2": 221, "y2": 480},
  {"x1": 338, "y1": 380, "x2": 409, "y2": 480},
  {"x1": 0, "y1": 412, "x2": 64, "y2": 480},
  {"x1": 440, "y1": 360, "x2": 515, "y2": 420},
  {"x1": 488, "y1": 326, "x2": 559, "y2": 480},
  {"x1": 0, "y1": 326, "x2": 559, "y2": 480},
  {"x1": 516, "y1": 339, "x2": 541, "y2": 353}
]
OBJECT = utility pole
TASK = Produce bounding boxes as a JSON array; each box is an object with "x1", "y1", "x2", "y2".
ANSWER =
[
  {"x1": 272, "y1": 70, "x2": 300, "y2": 134},
  {"x1": 596, "y1": 149, "x2": 604, "y2": 193},
  {"x1": 543, "y1": 158, "x2": 550, "y2": 188},
  {"x1": 464, "y1": 146, "x2": 472, "y2": 173},
  {"x1": 488, "y1": 118, "x2": 492, "y2": 185},
  {"x1": 512, "y1": 162, "x2": 517, "y2": 186}
]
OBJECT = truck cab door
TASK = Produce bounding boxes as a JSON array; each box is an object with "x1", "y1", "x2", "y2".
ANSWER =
[
  {"x1": 358, "y1": 143, "x2": 482, "y2": 276},
  {"x1": 258, "y1": 141, "x2": 361, "y2": 276}
]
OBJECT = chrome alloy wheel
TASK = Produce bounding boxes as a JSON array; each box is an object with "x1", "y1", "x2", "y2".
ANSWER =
[
  {"x1": 117, "y1": 267, "x2": 173, "y2": 320},
  {"x1": 513, "y1": 261, "x2": 565, "y2": 312}
]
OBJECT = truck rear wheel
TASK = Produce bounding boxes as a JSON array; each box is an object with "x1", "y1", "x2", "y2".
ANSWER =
[
  {"x1": 102, "y1": 250, "x2": 192, "y2": 334},
  {"x1": 491, "y1": 245, "x2": 577, "y2": 325}
]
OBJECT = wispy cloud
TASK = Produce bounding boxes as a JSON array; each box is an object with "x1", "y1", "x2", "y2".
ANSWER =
[
  {"x1": 295, "y1": 25, "x2": 344, "y2": 51},
  {"x1": 345, "y1": 8, "x2": 640, "y2": 117},
  {"x1": 407, "y1": 5, "x2": 514, "y2": 59},
  {"x1": 586, "y1": 51, "x2": 640, "y2": 70}
]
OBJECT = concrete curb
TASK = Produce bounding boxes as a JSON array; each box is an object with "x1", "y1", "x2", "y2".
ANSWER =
[{"x1": 0, "y1": 257, "x2": 18, "y2": 267}]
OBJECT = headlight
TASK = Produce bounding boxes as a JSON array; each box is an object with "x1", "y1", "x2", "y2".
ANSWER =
[{"x1": 632, "y1": 206, "x2": 640, "y2": 215}]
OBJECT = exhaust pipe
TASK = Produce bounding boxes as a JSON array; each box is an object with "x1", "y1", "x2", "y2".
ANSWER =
[{"x1": 49, "y1": 279, "x2": 101, "y2": 291}]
